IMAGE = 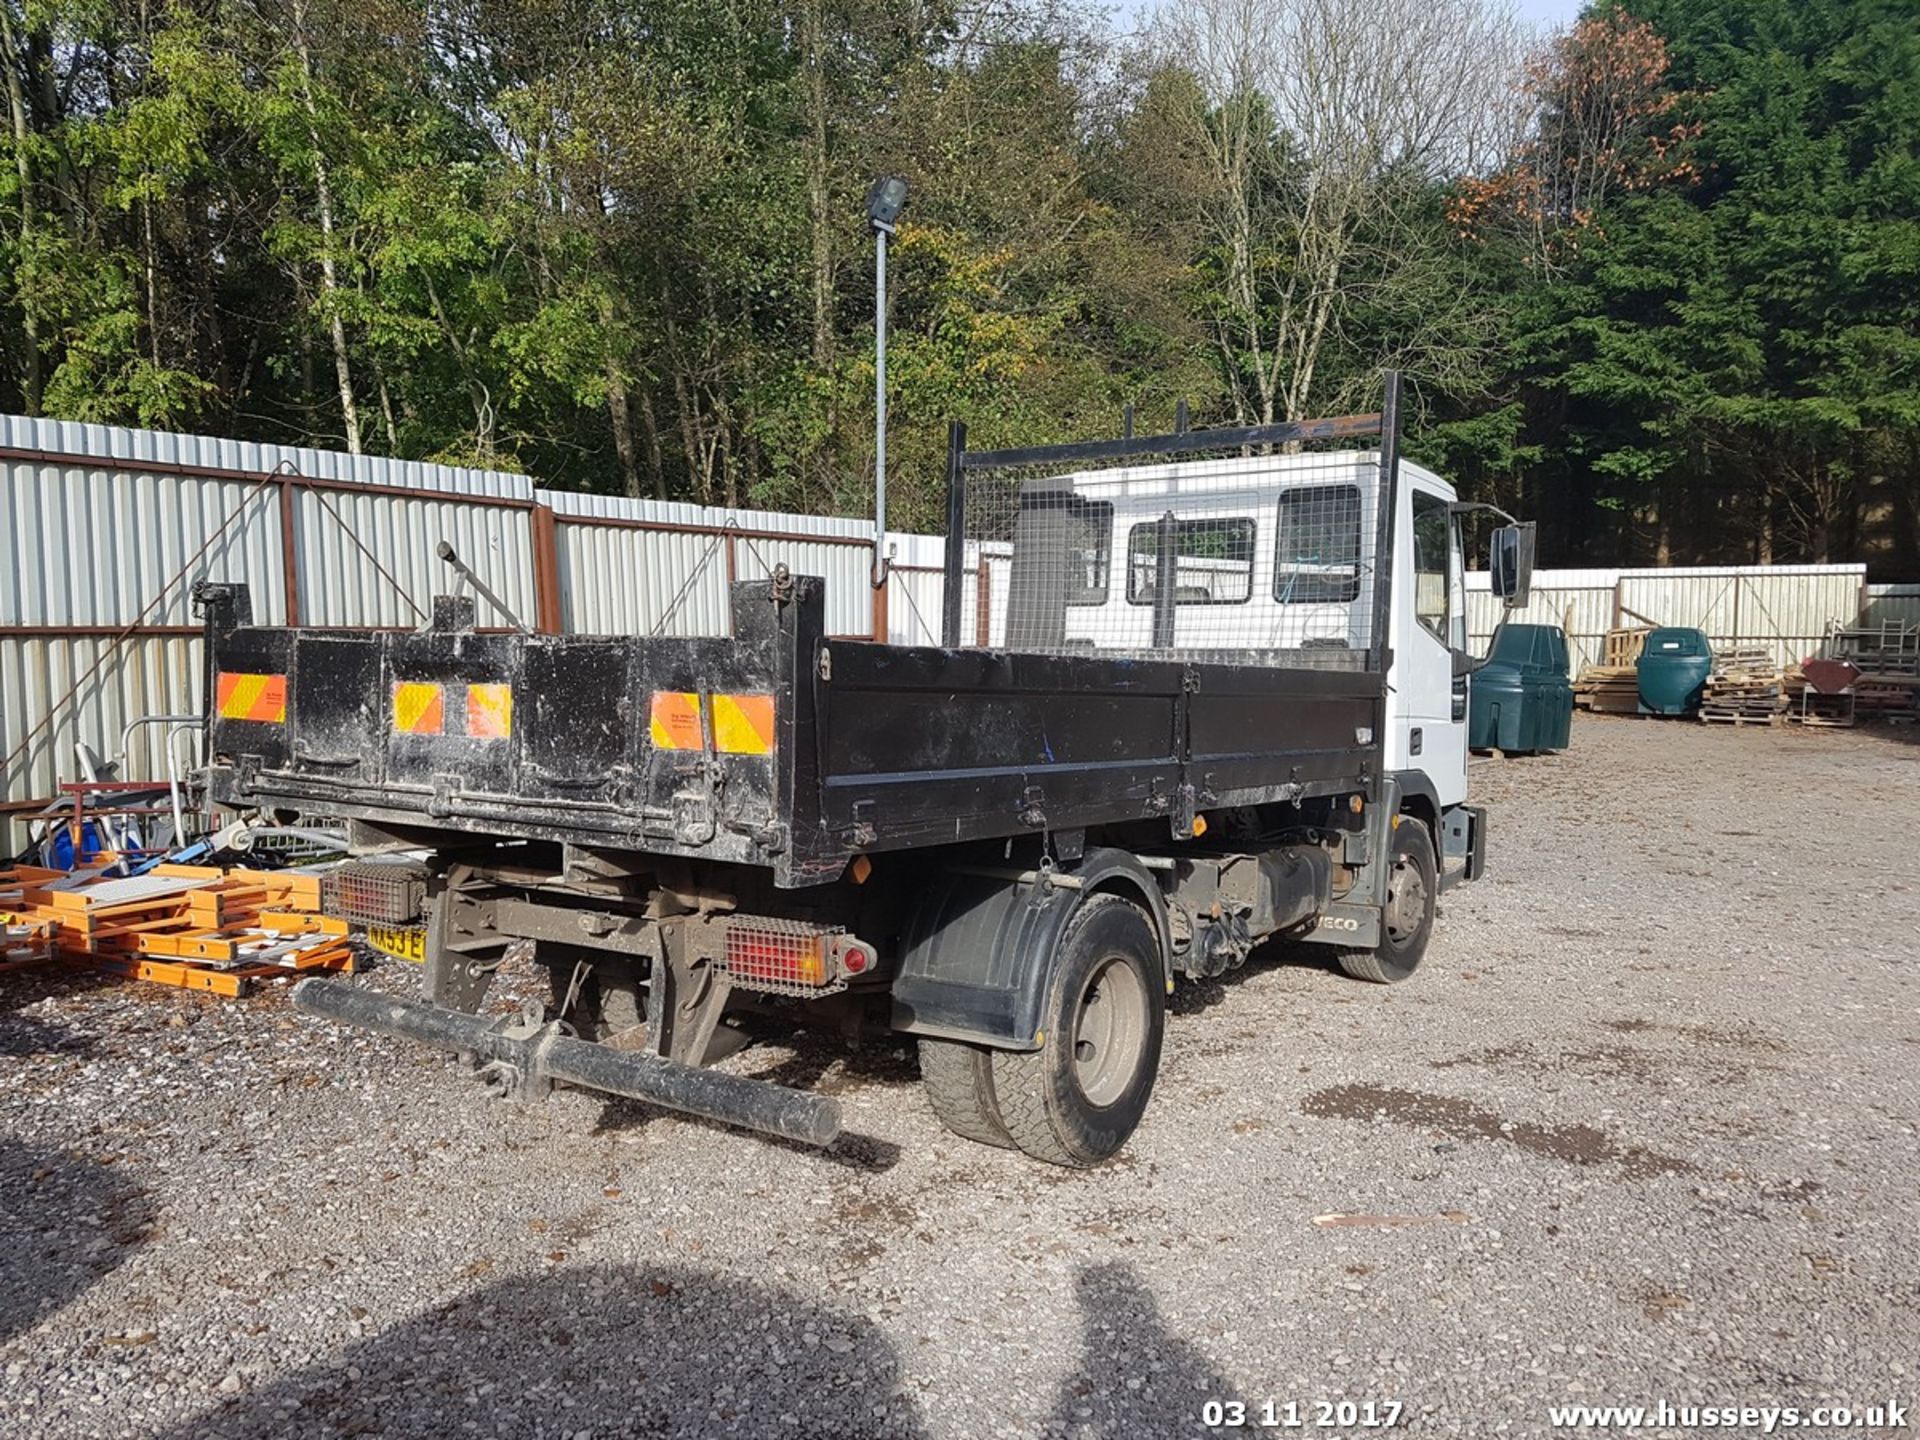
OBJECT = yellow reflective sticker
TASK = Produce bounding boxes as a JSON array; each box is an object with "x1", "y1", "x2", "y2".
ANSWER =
[
  {"x1": 217, "y1": 671, "x2": 287, "y2": 723},
  {"x1": 392, "y1": 682, "x2": 445, "y2": 736},
  {"x1": 467, "y1": 683, "x2": 513, "y2": 740},
  {"x1": 649, "y1": 692, "x2": 704, "y2": 750},
  {"x1": 711, "y1": 693, "x2": 775, "y2": 756}
]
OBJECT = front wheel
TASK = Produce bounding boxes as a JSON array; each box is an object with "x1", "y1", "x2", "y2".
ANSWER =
[
  {"x1": 1337, "y1": 816, "x2": 1437, "y2": 984},
  {"x1": 991, "y1": 894, "x2": 1165, "y2": 1167}
]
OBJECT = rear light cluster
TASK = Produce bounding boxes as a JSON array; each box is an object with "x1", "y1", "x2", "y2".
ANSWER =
[{"x1": 721, "y1": 918, "x2": 878, "y2": 996}]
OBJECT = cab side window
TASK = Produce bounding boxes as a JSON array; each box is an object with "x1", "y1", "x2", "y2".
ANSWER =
[{"x1": 1411, "y1": 491, "x2": 1450, "y2": 645}]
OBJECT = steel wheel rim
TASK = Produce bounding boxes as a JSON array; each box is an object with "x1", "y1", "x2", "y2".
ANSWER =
[
  {"x1": 1072, "y1": 954, "x2": 1148, "y2": 1107},
  {"x1": 1384, "y1": 848, "x2": 1429, "y2": 945}
]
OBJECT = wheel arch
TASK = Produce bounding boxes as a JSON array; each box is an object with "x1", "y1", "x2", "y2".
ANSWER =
[
  {"x1": 890, "y1": 846, "x2": 1173, "y2": 1053},
  {"x1": 1388, "y1": 769, "x2": 1441, "y2": 847}
]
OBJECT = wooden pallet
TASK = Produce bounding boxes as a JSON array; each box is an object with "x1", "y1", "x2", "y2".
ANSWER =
[
  {"x1": 1574, "y1": 664, "x2": 1641, "y2": 713},
  {"x1": 1601, "y1": 628, "x2": 1652, "y2": 667},
  {"x1": 1701, "y1": 648, "x2": 1783, "y2": 724}
]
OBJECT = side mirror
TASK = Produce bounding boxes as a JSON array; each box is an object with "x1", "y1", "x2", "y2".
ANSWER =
[{"x1": 1490, "y1": 522, "x2": 1535, "y2": 608}]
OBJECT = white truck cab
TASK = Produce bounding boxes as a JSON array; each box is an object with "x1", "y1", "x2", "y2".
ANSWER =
[{"x1": 1011, "y1": 451, "x2": 1471, "y2": 808}]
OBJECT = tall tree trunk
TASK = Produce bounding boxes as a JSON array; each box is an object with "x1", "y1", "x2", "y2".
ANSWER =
[
  {"x1": 597, "y1": 293, "x2": 644, "y2": 497},
  {"x1": 291, "y1": 0, "x2": 361, "y2": 453},
  {"x1": 0, "y1": 3, "x2": 43, "y2": 411},
  {"x1": 638, "y1": 388, "x2": 667, "y2": 501},
  {"x1": 294, "y1": 268, "x2": 318, "y2": 435},
  {"x1": 605, "y1": 357, "x2": 643, "y2": 499},
  {"x1": 375, "y1": 367, "x2": 399, "y2": 452},
  {"x1": 142, "y1": 196, "x2": 162, "y2": 369},
  {"x1": 801, "y1": 0, "x2": 835, "y2": 371}
]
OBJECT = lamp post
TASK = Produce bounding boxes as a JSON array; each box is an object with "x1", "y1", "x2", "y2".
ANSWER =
[{"x1": 866, "y1": 175, "x2": 908, "y2": 589}]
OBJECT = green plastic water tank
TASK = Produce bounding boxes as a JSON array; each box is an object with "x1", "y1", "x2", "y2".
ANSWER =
[
  {"x1": 1637, "y1": 627, "x2": 1713, "y2": 714},
  {"x1": 1469, "y1": 623, "x2": 1574, "y2": 753}
]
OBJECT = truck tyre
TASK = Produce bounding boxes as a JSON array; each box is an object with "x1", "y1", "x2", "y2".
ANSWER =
[
  {"x1": 990, "y1": 893, "x2": 1165, "y2": 1167},
  {"x1": 1338, "y1": 818, "x2": 1436, "y2": 984},
  {"x1": 917, "y1": 1039, "x2": 1015, "y2": 1148}
]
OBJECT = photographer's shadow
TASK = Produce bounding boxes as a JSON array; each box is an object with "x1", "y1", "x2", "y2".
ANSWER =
[{"x1": 1048, "y1": 1262, "x2": 1244, "y2": 1437}]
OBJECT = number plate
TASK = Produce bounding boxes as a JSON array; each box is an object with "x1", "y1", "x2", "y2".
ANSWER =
[{"x1": 366, "y1": 925, "x2": 427, "y2": 963}]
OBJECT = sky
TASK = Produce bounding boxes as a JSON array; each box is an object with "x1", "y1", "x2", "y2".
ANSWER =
[
  {"x1": 1515, "y1": 0, "x2": 1584, "y2": 27},
  {"x1": 1118, "y1": 0, "x2": 1586, "y2": 35}
]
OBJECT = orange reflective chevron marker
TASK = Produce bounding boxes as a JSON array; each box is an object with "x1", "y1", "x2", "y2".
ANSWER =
[
  {"x1": 216, "y1": 672, "x2": 287, "y2": 724},
  {"x1": 467, "y1": 683, "x2": 513, "y2": 740},
  {"x1": 649, "y1": 692, "x2": 704, "y2": 750},
  {"x1": 392, "y1": 681, "x2": 445, "y2": 736},
  {"x1": 711, "y1": 693, "x2": 775, "y2": 755}
]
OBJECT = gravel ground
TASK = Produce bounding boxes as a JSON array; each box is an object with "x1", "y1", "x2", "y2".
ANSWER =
[{"x1": 3, "y1": 716, "x2": 1918, "y2": 1440}]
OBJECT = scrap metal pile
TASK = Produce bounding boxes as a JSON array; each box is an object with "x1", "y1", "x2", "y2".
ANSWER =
[{"x1": 0, "y1": 863, "x2": 353, "y2": 996}]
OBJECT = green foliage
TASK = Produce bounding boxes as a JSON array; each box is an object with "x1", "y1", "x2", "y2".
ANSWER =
[{"x1": 0, "y1": 0, "x2": 1913, "y2": 570}]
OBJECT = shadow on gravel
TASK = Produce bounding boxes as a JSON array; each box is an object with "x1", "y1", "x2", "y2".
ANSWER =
[
  {"x1": 1047, "y1": 1262, "x2": 1241, "y2": 1437},
  {"x1": 0, "y1": 967, "x2": 130, "y2": 1056},
  {"x1": 1169, "y1": 936, "x2": 1330, "y2": 1018},
  {"x1": 163, "y1": 1262, "x2": 928, "y2": 1440},
  {"x1": 0, "y1": 1138, "x2": 154, "y2": 1343}
]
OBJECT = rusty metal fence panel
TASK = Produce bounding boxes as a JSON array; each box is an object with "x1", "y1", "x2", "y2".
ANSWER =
[{"x1": 0, "y1": 634, "x2": 204, "y2": 823}]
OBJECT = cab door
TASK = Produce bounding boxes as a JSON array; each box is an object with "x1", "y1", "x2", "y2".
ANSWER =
[{"x1": 1402, "y1": 485, "x2": 1468, "y2": 805}]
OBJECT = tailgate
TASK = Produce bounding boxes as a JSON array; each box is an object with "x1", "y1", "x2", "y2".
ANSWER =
[{"x1": 205, "y1": 579, "x2": 822, "y2": 876}]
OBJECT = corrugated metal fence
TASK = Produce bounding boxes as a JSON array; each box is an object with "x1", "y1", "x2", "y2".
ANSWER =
[
  {"x1": 1466, "y1": 565, "x2": 1880, "y2": 674},
  {"x1": 2, "y1": 414, "x2": 897, "y2": 829},
  {"x1": 2, "y1": 412, "x2": 1907, "y2": 837}
]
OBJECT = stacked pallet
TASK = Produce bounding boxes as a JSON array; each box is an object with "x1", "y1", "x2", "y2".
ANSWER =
[
  {"x1": 0, "y1": 863, "x2": 352, "y2": 997},
  {"x1": 1573, "y1": 626, "x2": 1651, "y2": 713},
  {"x1": 1699, "y1": 647, "x2": 1783, "y2": 726},
  {"x1": 1602, "y1": 627, "x2": 1652, "y2": 667},
  {"x1": 1573, "y1": 665, "x2": 1640, "y2": 713},
  {"x1": 1855, "y1": 674, "x2": 1919, "y2": 720}
]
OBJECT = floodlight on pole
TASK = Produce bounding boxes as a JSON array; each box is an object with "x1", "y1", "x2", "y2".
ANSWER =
[{"x1": 867, "y1": 176, "x2": 908, "y2": 590}]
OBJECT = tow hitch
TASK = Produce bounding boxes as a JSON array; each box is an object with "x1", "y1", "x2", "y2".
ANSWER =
[{"x1": 293, "y1": 978, "x2": 842, "y2": 1148}]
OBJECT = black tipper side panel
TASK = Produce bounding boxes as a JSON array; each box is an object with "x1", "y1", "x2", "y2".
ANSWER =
[
  {"x1": 1185, "y1": 667, "x2": 1378, "y2": 797},
  {"x1": 385, "y1": 631, "x2": 522, "y2": 798},
  {"x1": 207, "y1": 628, "x2": 295, "y2": 774},
  {"x1": 519, "y1": 639, "x2": 629, "y2": 803},
  {"x1": 806, "y1": 641, "x2": 1382, "y2": 859},
  {"x1": 287, "y1": 634, "x2": 383, "y2": 786},
  {"x1": 812, "y1": 643, "x2": 1181, "y2": 849}
]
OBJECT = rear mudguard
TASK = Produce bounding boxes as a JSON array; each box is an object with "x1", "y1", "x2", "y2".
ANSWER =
[{"x1": 889, "y1": 847, "x2": 1171, "y2": 1051}]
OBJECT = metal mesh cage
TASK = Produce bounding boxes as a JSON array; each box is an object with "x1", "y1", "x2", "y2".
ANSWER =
[
  {"x1": 720, "y1": 916, "x2": 849, "y2": 998},
  {"x1": 943, "y1": 415, "x2": 1392, "y2": 670},
  {"x1": 321, "y1": 860, "x2": 428, "y2": 927}
]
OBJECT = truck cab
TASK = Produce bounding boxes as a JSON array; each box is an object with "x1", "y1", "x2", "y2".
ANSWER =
[{"x1": 1011, "y1": 452, "x2": 1470, "y2": 813}]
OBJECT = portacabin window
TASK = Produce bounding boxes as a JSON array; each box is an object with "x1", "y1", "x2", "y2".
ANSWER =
[
  {"x1": 1273, "y1": 485, "x2": 1362, "y2": 604},
  {"x1": 1126, "y1": 518, "x2": 1256, "y2": 605}
]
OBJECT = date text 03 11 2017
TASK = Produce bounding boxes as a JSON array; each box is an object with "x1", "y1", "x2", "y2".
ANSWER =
[{"x1": 1205, "y1": 1400, "x2": 1405, "y2": 1430}]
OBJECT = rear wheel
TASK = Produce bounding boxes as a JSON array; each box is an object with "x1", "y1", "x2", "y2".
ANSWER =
[
  {"x1": 991, "y1": 894, "x2": 1165, "y2": 1167},
  {"x1": 918, "y1": 1038, "x2": 1014, "y2": 1148},
  {"x1": 1338, "y1": 817, "x2": 1436, "y2": 984}
]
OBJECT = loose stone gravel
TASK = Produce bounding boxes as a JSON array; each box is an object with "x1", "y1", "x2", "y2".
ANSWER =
[{"x1": 2, "y1": 716, "x2": 1917, "y2": 1438}]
